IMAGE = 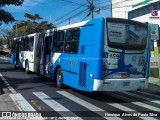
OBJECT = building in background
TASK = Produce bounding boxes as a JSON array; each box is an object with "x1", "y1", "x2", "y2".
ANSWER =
[
  {"x1": 112, "y1": 0, "x2": 160, "y2": 25},
  {"x1": 112, "y1": 0, "x2": 160, "y2": 52},
  {"x1": 112, "y1": 0, "x2": 160, "y2": 79},
  {"x1": 0, "y1": 38, "x2": 10, "y2": 56}
]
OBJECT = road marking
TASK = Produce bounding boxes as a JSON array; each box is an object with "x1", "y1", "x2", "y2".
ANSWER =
[
  {"x1": 33, "y1": 92, "x2": 83, "y2": 120},
  {"x1": 138, "y1": 91, "x2": 160, "y2": 99},
  {"x1": 57, "y1": 91, "x2": 123, "y2": 120},
  {"x1": 107, "y1": 92, "x2": 160, "y2": 111},
  {"x1": 10, "y1": 93, "x2": 44, "y2": 120},
  {"x1": 123, "y1": 92, "x2": 160, "y2": 106},
  {"x1": 0, "y1": 73, "x2": 44, "y2": 119},
  {"x1": 108, "y1": 103, "x2": 158, "y2": 120},
  {"x1": 0, "y1": 73, "x2": 16, "y2": 93},
  {"x1": 10, "y1": 93, "x2": 36, "y2": 111}
]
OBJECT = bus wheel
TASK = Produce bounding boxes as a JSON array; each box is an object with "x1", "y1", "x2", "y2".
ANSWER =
[
  {"x1": 25, "y1": 61, "x2": 30, "y2": 74},
  {"x1": 56, "y1": 68, "x2": 63, "y2": 89}
]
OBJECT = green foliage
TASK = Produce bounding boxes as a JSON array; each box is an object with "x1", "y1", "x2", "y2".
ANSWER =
[
  {"x1": 2, "y1": 13, "x2": 55, "y2": 49},
  {"x1": 24, "y1": 13, "x2": 42, "y2": 21},
  {"x1": 12, "y1": 13, "x2": 55, "y2": 36},
  {"x1": 0, "y1": 0, "x2": 24, "y2": 24},
  {"x1": 1, "y1": 29, "x2": 14, "y2": 50},
  {"x1": 0, "y1": 0, "x2": 24, "y2": 7}
]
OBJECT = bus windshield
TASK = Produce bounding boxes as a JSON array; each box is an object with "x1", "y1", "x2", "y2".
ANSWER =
[{"x1": 107, "y1": 22, "x2": 147, "y2": 50}]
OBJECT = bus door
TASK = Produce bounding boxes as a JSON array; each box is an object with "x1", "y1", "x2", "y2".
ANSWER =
[
  {"x1": 34, "y1": 33, "x2": 41, "y2": 73},
  {"x1": 39, "y1": 34, "x2": 45, "y2": 75},
  {"x1": 40, "y1": 33, "x2": 53, "y2": 76},
  {"x1": 15, "y1": 41, "x2": 20, "y2": 65},
  {"x1": 19, "y1": 38, "x2": 24, "y2": 68}
]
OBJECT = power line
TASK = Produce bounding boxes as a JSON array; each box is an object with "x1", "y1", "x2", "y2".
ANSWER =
[
  {"x1": 55, "y1": 9, "x2": 88, "y2": 26},
  {"x1": 52, "y1": 1, "x2": 88, "y2": 24},
  {"x1": 57, "y1": 0, "x2": 87, "y2": 7},
  {"x1": 54, "y1": 0, "x2": 109, "y2": 26},
  {"x1": 53, "y1": 6, "x2": 83, "y2": 23}
]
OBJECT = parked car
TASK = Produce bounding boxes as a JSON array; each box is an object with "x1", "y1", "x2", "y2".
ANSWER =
[{"x1": 0, "y1": 51, "x2": 10, "y2": 57}]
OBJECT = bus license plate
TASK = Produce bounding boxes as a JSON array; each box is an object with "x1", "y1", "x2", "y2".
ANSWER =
[{"x1": 123, "y1": 81, "x2": 130, "y2": 86}]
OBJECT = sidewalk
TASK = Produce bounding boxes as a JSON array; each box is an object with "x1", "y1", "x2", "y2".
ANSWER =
[
  {"x1": 0, "y1": 80, "x2": 19, "y2": 111},
  {"x1": 148, "y1": 77, "x2": 160, "y2": 92}
]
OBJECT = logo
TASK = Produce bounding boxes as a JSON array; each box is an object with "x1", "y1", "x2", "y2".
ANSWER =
[
  {"x1": 149, "y1": 10, "x2": 160, "y2": 19},
  {"x1": 151, "y1": 10, "x2": 158, "y2": 16}
]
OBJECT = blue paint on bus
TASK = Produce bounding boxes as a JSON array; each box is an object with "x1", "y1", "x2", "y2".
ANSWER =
[{"x1": 10, "y1": 17, "x2": 152, "y2": 92}]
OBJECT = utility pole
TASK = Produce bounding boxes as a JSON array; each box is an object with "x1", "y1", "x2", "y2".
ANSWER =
[
  {"x1": 16, "y1": 24, "x2": 18, "y2": 37},
  {"x1": 15, "y1": 20, "x2": 21, "y2": 37},
  {"x1": 87, "y1": 0, "x2": 94, "y2": 19},
  {"x1": 110, "y1": 0, "x2": 112, "y2": 17}
]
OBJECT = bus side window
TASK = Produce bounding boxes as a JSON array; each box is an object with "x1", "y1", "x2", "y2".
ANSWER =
[
  {"x1": 64, "y1": 28, "x2": 80, "y2": 54},
  {"x1": 20, "y1": 38, "x2": 24, "y2": 51},
  {"x1": 45, "y1": 36, "x2": 52, "y2": 55},
  {"x1": 29, "y1": 36, "x2": 34, "y2": 51},
  {"x1": 54, "y1": 31, "x2": 64, "y2": 52},
  {"x1": 24, "y1": 37, "x2": 29, "y2": 51}
]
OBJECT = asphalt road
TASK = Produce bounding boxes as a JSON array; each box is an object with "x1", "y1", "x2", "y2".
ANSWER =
[{"x1": 0, "y1": 58, "x2": 160, "y2": 120}]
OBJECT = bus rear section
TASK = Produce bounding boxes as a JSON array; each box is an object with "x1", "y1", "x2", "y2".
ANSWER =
[{"x1": 93, "y1": 18, "x2": 150, "y2": 91}]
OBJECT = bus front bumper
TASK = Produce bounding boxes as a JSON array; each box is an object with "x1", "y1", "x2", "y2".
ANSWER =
[{"x1": 93, "y1": 78, "x2": 148, "y2": 91}]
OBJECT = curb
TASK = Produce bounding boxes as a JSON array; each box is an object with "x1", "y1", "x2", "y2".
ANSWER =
[{"x1": 148, "y1": 83, "x2": 160, "y2": 92}]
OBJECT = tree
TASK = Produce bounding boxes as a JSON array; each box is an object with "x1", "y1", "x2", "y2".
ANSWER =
[
  {"x1": 2, "y1": 13, "x2": 55, "y2": 50},
  {"x1": 0, "y1": 28, "x2": 14, "y2": 50},
  {"x1": 0, "y1": 0, "x2": 24, "y2": 24},
  {"x1": 12, "y1": 13, "x2": 55, "y2": 36},
  {"x1": 24, "y1": 13, "x2": 42, "y2": 21}
]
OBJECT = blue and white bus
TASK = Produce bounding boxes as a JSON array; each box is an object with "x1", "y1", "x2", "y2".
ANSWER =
[
  {"x1": 10, "y1": 17, "x2": 151, "y2": 92},
  {"x1": 10, "y1": 33, "x2": 40, "y2": 73}
]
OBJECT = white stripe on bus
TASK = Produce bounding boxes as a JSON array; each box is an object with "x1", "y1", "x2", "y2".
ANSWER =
[
  {"x1": 33, "y1": 92, "x2": 83, "y2": 120},
  {"x1": 0, "y1": 73, "x2": 16, "y2": 94},
  {"x1": 53, "y1": 53, "x2": 61, "y2": 64},
  {"x1": 57, "y1": 91, "x2": 123, "y2": 120}
]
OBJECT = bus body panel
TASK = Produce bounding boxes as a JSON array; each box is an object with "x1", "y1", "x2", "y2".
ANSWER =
[
  {"x1": 17, "y1": 33, "x2": 37, "y2": 72},
  {"x1": 51, "y1": 18, "x2": 104, "y2": 91},
  {"x1": 93, "y1": 78, "x2": 148, "y2": 91},
  {"x1": 10, "y1": 54, "x2": 15, "y2": 64},
  {"x1": 92, "y1": 18, "x2": 150, "y2": 91},
  {"x1": 10, "y1": 17, "x2": 151, "y2": 92}
]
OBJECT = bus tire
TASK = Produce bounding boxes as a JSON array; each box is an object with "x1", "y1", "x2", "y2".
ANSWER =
[
  {"x1": 56, "y1": 68, "x2": 63, "y2": 89},
  {"x1": 25, "y1": 61, "x2": 30, "y2": 74}
]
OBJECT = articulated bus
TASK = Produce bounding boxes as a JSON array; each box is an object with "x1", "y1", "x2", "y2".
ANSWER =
[
  {"x1": 10, "y1": 17, "x2": 151, "y2": 92},
  {"x1": 10, "y1": 33, "x2": 39, "y2": 73}
]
